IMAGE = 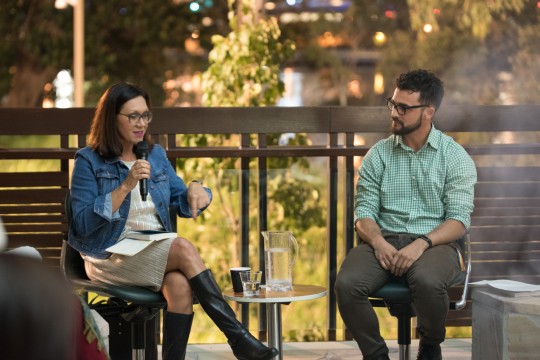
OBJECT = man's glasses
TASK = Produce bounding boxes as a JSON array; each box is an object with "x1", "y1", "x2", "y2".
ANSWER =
[
  {"x1": 119, "y1": 111, "x2": 153, "y2": 125},
  {"x1": 386, "y1": 98, "x2": 429, "y2": 115}
]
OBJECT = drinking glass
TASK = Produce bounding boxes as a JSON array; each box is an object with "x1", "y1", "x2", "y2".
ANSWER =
[{"x1": 240, "y1": 270, "x2": 262, "y2": 296}]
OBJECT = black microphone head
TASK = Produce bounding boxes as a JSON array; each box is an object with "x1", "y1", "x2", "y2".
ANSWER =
[{"x1": 135, "y1": 141, "x2": 149, "y2": 159}]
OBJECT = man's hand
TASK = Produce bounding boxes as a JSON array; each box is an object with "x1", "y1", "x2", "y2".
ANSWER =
[
  {"x1": 389, "y1": 239, "x2": 429, "y2": 276},
  {"x1": 187, "y1": 181, "x2": 210, "y2": 219},
  {"x1": 372, "y1": 239, "x2": 398, "y2": 271}
]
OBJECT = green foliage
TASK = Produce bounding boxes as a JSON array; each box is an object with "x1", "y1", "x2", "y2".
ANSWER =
[
  {"x1": 377, "y1": 0, "x2": 537, "y2": 105},
  {"x1": 3, "y1": 0, "x2": 537, "y2": 107},
  {"x1": 345, "y1": 1, "x2": 404, "y2": 49},
  {"x1": 1, "y1": 0, "x2": 230, "y2": 106},
  {"x1": 407, "y1": 0, "x2": 527, "y2": 40},
  {"x1": 271, "y1": 173, "x2": 326, "y2": 231},
  {"x1": 82, "y1": 0, "x2": 228, "y2": 106},
  {"x1": 0, "y1": 1, "x2": 72, "y2": 102},
  {"x1": 201, "y1": 0, "x2": 295, "y2": 106},
  {"x1": 511, "y1": 23, "x2": 540, "y2": 104}
]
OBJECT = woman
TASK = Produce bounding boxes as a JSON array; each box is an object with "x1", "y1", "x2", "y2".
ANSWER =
[{"x1": 68, "y1": 83, "x2": 278, "y2": 360}]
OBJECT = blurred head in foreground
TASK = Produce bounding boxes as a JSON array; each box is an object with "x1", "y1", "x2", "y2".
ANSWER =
[{"x1": 0, "y1": 254, "x2": 77, "y2": 360}]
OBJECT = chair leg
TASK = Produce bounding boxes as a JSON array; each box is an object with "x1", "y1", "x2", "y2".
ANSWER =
[
  {"x1": 398, "y1": 343, "x2": 410, "y2": 360},
  {"x1": 145, "y1": 315, "x2": 159, "y2": 360},
  {"x1": 385, "y1": 301, "x2": 414, "y2": 360},
  {"x1": 397, "y1": 315, "x2": 411, "y2": 360},
  {"x1": 132, "y1": 319, "x2": 146, "y2": 360}
]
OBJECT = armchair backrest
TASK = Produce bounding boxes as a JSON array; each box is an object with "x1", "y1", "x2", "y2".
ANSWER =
[{"x1": 60, "y1": 191, "x2": 89, "y2": 281}]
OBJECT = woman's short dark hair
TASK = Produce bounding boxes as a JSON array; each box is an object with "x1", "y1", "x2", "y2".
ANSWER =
[
  {"x1": 88, "y1": 82, "x2": 154, "y2": 158},
  {"x1": 396, "y1": 69, "x2": 444, "y2": 111}
]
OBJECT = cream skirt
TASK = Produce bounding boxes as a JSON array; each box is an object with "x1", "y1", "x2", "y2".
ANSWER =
[{"x1": 83, "y1": 238, "x2": 174, "y2": 292}]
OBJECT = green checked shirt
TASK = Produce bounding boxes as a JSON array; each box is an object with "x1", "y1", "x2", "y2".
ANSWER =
[{"x1": 355, "y1": 125, "x2": 477, "y2": 234}]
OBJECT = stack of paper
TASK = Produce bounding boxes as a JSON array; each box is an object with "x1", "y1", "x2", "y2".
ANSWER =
[
  {"x1": 470, "y1": 279, "x2": 540, "y2": 297},
  {"x1": 106, "y1": 230, "x2": 177, "y2": 256}
]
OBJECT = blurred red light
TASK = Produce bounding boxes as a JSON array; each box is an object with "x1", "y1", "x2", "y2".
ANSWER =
[
  {"x1": 433, "y1": 8, "x2": 441, "y2": 15},
  {"x1": 385, "y1": 10, "x2": 397, "y2": 19}
]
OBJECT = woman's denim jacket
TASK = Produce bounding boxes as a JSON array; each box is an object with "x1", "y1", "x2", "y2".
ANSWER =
[{"x1": 68, "y1": 144, "x2": 212, "y2": 259}]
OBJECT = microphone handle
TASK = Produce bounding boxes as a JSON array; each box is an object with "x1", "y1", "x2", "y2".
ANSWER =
[{"x1": 139, "y1": 155, "x2": 148, "y2": 201}]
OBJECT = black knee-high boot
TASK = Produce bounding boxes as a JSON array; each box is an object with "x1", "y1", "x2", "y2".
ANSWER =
[
  {"x1": 162, "y1": 311, "x2": 193, "y2": 360},
  {"x1": 189, "y1": 269, "x2": 279, "y2": 360}
]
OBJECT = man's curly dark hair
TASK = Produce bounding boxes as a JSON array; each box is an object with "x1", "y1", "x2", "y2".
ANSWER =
[{"x1": 396, "y1": 69, "x2": 444, "y2": 111}]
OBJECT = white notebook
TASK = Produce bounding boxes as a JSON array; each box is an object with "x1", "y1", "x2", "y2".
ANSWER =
[{"x1": 106, "y1": 230, "x2": 177, "y2": 256}]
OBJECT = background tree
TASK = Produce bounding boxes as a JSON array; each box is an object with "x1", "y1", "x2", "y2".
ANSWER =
[
  {"x1": 275, "y1": 0, "x2": 538, "y2": 106},
  {"x1": 0, "y1": 1, "x2": 71, "y2": 107},
  {"x1": 2, "y1": 1, "x2": 538, "y2": 107},
  {"x1": 0, "y1": 0, "x2": 229, "y2": 107},
  {"x1": 508, "y1": 9, "x2": 540, "y2": 103},
  {"x1": 375, "y1": 0, "x2": 538, "y2": 105},
  {"x1": 201, "y1": 0, "x2": 295, "y2": 106},
  {"x1": 186, "y1": 0, "x2": 322, "y2": 268}
]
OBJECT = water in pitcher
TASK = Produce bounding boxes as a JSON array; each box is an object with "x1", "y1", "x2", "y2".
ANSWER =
[
  {"x1": 265, "y1": 247, "x2": 292, "y2": 291},
  {"x1": 262, "y1": 231, "x2": 298, "y2": 292}
]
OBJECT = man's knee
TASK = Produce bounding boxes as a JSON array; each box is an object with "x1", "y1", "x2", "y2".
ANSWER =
[
  {"x1": 410, "y1": 275, "x2": 446, "y2": 297},
  {"x1": 335, "y1": 271, "x2": 350, "y2": 297},
  {"x1": 335, "y1": 270, "x2": 369, "y2": 303}
]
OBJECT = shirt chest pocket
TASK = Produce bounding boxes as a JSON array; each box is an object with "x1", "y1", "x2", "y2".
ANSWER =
[
  {"x1": 150, "y1": 170, "x2": 170, "y2": 198},
  {"x1": 422, "y1": 166, "x2": 445, "y2": 199},
  {"x1": 95, "y1": 169, "x2": 120, "y2": 195}
]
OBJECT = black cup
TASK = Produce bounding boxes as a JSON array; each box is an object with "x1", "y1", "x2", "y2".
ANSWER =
[{"x1": 230, "y1": 267, "x2": 250, "y2": 293}]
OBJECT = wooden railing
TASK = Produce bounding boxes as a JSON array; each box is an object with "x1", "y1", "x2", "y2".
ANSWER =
[{"x1": 1, "y1": 105, "x2": 539, "y2": 339}]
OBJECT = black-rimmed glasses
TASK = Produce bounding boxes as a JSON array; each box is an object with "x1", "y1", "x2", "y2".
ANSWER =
[
  {"x1": 118, "y1": 111, "x2": 153, "y2": 125},
  {"x1": 386, "y1": 98, "x2": 429, "y2": 115}
]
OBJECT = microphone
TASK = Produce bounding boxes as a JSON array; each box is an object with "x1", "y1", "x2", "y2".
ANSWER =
[{"x1": 135, "y1": 141, "x2": 149, "y2": 201}]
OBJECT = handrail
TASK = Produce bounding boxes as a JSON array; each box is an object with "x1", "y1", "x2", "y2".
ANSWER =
[{"x1": 1, "y1": 105, "x2": 540, "y2": 135}]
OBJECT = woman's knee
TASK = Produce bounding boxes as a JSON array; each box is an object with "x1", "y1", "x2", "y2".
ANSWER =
[
  {"x1": 162, "y1": 271, "x2": 192, "y2": 298},
  {"x1": 162, "y1": 271, "x2": 193, "y2": 313},
  {"x1": 170, "y1": 237, "x2": 199, "y2": 258}
]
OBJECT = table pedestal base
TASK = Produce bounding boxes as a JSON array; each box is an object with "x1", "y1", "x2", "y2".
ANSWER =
[
  {"x1": 222, "y1": 285, "x2": 327, "y2": 360},
  {"x1": 267, "y1": 302, "x2": 282, "y2": 360}
]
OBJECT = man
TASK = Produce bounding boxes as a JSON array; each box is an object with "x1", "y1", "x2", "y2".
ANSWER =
[{"x1": 335, "y1": 69, "x2": 476, "y2": 360}]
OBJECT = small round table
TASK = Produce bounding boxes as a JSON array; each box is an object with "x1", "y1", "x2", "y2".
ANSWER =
[{"x1": 223, "y1": 284, "x2": 327, "y2": 360}]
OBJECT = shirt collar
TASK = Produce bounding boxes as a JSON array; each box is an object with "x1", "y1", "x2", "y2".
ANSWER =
[
  {"x1": 104, "y1": 156, "x2": 123, "y2": 164},
  {"x1": 393, "y1": 124, "x2": 440, "y2": 151}
]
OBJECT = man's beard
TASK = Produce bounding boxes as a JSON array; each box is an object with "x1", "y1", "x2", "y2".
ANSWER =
[{"x1": 391, "y1": 111, "x2": 423, "y2": 136}]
